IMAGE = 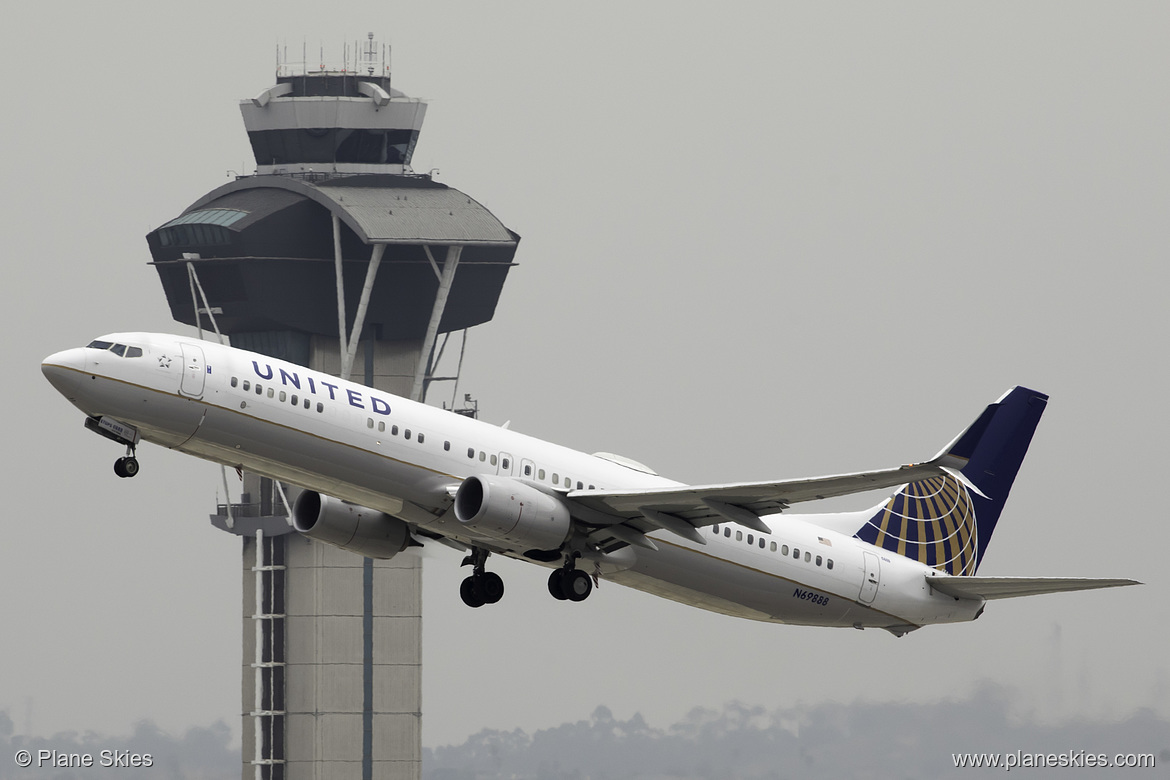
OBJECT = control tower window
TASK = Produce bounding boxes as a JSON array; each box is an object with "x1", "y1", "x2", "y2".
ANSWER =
[
  {"x1": 160, "y1": 224, "x2": 232, "y2": 247},
  {"x1": 247, "y1": 128, "x2": 419, "y2": 166}
]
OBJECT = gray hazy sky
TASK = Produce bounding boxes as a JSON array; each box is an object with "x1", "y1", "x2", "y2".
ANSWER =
[{"x1": 2, "y1": 0, "x2": 1167, "y2": 751}]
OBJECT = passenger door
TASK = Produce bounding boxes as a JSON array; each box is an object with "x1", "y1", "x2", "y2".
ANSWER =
[
  {"x1": 179, "y1": 343, "x2": 206, "y2": 398},
  {"x1": 859, "y1": 551, "x2": 881, "y2": 604}
]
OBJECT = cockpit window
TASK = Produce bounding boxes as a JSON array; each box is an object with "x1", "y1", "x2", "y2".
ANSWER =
[{"x1": 85, "y1": 340, "x2": 143, "y2": 358}]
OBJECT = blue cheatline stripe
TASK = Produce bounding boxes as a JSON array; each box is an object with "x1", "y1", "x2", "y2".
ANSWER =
[{"x1": 363, "y1": 557, "x2": 373, "y2": 780}]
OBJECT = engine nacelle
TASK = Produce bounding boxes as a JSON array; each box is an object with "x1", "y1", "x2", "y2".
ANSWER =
[
  {"x1": 453, "y1": 475, "x2": 572, "y2": 551},
  {"x1": 292, "y1": 491, "x2": 410, "y2": 559}
]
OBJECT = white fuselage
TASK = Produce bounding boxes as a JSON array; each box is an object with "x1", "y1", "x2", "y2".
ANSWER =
[{"x1": 42, "y1": 333, "x2": 985, "y2": 634}]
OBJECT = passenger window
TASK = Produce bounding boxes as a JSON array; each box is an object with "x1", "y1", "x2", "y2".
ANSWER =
[
  {"x1": 589, "y1": 485, "x2": 595, "y2": 490},
  {"x1": 243, "y1": 381, "x2": 250, "y2": 391},
  {"x1": 444, "y1": 441, "x2": 450, "y2": 451},
  {"x1": 793, "y1": 548, "x2": 800, "y2": 559},
  {"x1": 538, "y1": 469, "x2": 545, "y2": 480},
  {"x1": 392, "y1": 425, "x2": 399, "y2": 436},
  {"x1": 291, "y1": 394, "x2": 297, "y2": 405},
  {"x1": 367, "y1": 418, "x2": 374, "y2": 429},
  {"x1": 759, "y1": 538, "x2": 766, "y2": 549},
  {"x1": 804, "y1": 552, "x2": 811, "y2": 563},
  {"x1": 279, "y1": 391, "x2": 286, "y2": 402},
  {"x1": 552, "y1": 473, "x2": 559, "y2": 483},
  {"x1": 724, "y1": 528, "x2": 731, "y2": 538},
  {"x1": 502, "y1": 458, "x2": 510, "y2": 470},
  {"x1": 577, "y1": 481, "x2": 583, "y2": 490},
  {"x1": 712, "y1": 524, "x2": 720, "y2": 534},
  {"x1": 267, "y1": 388, "x2": 274, "y2": 398},
  {"x1": 747, "y1": 534, "x2": 754, "y2": 545},
  {"x1": 781, "y1": 545, "x2": 788, "y2": 555},
  {"x1": 827, "y1": 559, "x2": 834, "y2": 570},
  {"x1": 490, "y1": 454, "x2": 497, "y2": 466},
  {"x1": 379, "y1": 422, "x2": 385, "y2": 432},
  {"x1": 231, "y1": 377, "x2": 238, "y2": 388},
  {"x1": 125, "y1": 347, "x2": 143, "y2": 358},
  {"x1": 480, "y1": 452, "x2": 486, "y2": 462},
  {"x1": 255, "y1": 384, "x2": 262, "y2": 395},
  {"x1": 468, "y1": 448, "x2": 475, "y2": 458},
  {"x1": 316, "y1": 402, "x2": 323, "y2": 413},
  {"x1": 524, "y1": 464, "x2": 532, "y2": 476},
  {"x1": 417, "y1": 433, "x2": 424, "y2": 444},
  {"x1": 303, "y1": 398, "x2": 310, "y2": 409},
  {"x1": 735, "y1": 531, "x2": 743, "y2": 541},
  {"x1": 770, "y1": 542, "x2": 777, "y2": 552},
  {"x1": 405, "y1": 430, "x2": 412, "y2": 440},
  {"x1": 816, "y1": 555, "x2": 822, "y2": 566}
]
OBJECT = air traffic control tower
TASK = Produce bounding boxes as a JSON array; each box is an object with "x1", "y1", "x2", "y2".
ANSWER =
[{"x1": 145, "y1": 37, "x2": 520, "y2": 780}]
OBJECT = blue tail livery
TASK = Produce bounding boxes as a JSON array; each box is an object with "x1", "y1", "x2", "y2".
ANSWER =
[{"x1": 853, "y1": 387, "x2": 1048, "y2": 575}]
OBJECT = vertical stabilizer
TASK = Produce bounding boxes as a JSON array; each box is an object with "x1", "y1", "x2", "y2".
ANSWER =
[{"x1": 853, "y1": 387, "x2": 1048, "y2": 574}]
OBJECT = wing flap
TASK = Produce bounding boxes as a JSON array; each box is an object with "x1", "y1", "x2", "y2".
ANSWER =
[{"x1": 927, "y1": 575, "x2": 1141, "y2": 601}]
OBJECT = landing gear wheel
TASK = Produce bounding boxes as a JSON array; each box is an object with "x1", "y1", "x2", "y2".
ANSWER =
[
  {"x1": 548, "y1": 569, "x2": 569, "y2": 601},
  {"x1": 460, "y1": 576, "x2": 486, "y2": 608},
  {"x1": 121, "y1": 456, "x2": 139, "y2": 478},
  {"x1": 458, "y1": 547, "x2": 504, "y2": 607},
  {"x1": 479, "y1": 572, "x2": 505, "y2": 604},
  {"x1": 564, "y1": 569, "x2": 593, "y2": 602}
]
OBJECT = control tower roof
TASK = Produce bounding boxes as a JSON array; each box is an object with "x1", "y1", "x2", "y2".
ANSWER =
[
  {"x1": 186, "y1": 174, "x2": 516, "y2": 246},
  {"x1": 147, "y1": 173, "x2": 519, "y2": 340}
]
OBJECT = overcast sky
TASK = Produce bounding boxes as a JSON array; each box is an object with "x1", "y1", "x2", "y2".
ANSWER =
[{"x1": 2, "y1": 0, "x2": 1167, "y2": 756}]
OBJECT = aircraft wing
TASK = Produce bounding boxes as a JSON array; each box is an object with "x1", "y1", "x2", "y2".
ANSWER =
[
  {"x1": 927, "y1": 575, "x2": 1141, "y2": 601},
  {"x1": 565, "y1": 460, "x2": 953, "y2": 548}
]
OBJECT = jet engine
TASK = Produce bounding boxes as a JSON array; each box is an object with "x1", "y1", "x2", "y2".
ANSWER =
[
  {"x1": 453, "y1": 475, "x2": 572, "y2": 551},
  {"x1": 292, "y1": 491, "x2": 410, "y2": 559}
]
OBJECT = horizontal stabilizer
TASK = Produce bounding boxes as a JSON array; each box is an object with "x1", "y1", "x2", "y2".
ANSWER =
[{"x1": 927, "y1": 575, "x2": 1141, "y2": 601}]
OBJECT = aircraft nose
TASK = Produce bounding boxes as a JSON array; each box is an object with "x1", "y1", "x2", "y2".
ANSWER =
[{"x1": 41, "y1": 348, "x2": 88, "y2": 396}]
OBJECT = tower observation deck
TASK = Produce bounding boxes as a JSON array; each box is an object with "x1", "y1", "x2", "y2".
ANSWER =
[{"x1": 146, "y1": 36, "x2": 519, "y2": 780}]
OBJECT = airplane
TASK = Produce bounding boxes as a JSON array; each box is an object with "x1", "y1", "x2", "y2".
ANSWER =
[{"x1": 42, "y1": 332, "x2": 1138, "y2": 635}]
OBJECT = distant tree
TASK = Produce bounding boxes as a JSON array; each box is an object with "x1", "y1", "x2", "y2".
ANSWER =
[{"x1": 422, "y1": 684, "x2": 1170, "y2": 780}]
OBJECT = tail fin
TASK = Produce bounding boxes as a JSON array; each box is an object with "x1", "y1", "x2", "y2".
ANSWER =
[{"x1": 853, "y1": 387, "x2": 1048, "y2": 575}]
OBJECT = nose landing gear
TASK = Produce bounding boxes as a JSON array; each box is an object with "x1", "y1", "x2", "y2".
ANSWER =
[
  {"x1": 113, "y1": 451, "x2": 140, "y2": 479},
  {"x1": 84, "y1": 416, "x2": 141, "y2": 479}
]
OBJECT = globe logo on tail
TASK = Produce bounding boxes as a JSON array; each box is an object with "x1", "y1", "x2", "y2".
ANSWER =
[{"x1": 856, "y1": 474, "x2": 979, "y2": 575}]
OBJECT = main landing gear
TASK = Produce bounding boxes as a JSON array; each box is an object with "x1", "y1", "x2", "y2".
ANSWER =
[
  {"x1": 548, "y1": 553, "x2": 593, "y2": 602},
  {"x1": 459, "y1": 547, "x2": 504, "y2": 608},
  {"x1": 456, "y1": 548, "x2": 596, "y2": 607}
]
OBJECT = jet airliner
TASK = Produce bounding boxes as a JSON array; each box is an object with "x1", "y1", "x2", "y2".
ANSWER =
[{"x1": 42, "y1": 333, "x2": 1137, "y2": 635}]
